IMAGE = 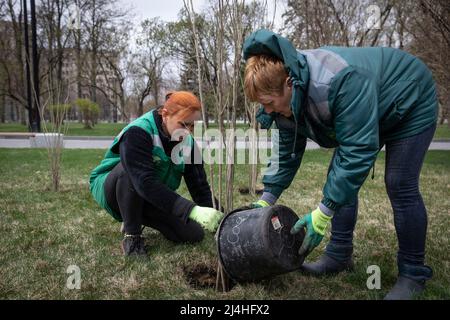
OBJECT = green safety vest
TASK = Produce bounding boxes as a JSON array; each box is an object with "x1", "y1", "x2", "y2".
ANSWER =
[{"x1": 89, "y1": 109, "x2": 193, "y2": 221}]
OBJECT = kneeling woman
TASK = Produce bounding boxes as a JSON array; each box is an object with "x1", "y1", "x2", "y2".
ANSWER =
[{"x1": 89, "y1": 91, "x2": 223, "y2": 256}]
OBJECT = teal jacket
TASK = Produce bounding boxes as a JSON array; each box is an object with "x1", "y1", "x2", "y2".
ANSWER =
[{"x1": 243, "y1": 29, "x2": 438, "y2": 211}]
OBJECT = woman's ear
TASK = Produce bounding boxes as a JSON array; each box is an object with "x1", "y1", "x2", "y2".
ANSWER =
[
  {"x1": 285, "y1": 77, "x2": 292, "y2": 88},
  {"x1": 161, "y1": 108, "x2": 168, "y2": 123}
]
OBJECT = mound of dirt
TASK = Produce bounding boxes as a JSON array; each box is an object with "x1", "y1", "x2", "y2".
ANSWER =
[
  {"x1": 238, "y1": 186, "x2": 264, "y2": 195},
  {"x1": 183, "y1": 263, "x2": 217, "y2": 289}
]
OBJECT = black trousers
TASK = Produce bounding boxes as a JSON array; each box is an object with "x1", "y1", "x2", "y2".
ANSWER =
[{"x1": 104, "y1": 162, "x2": 204, "y2": 243}]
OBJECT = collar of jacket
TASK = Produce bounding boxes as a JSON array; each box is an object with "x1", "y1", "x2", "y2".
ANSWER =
[
  {"x1": 290, "y1": 53, "x2": 309, "y2": 124},
  {"x1": 152, "y1": 107, "x2": 179, "y2": 155}
]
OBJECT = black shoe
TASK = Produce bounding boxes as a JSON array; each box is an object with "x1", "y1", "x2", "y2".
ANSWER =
[
  {"x1": 301, "y1": 254, "x2": 354, "y2": 276},
  {"x1": 384, "y1": 276, "x2": 426, "y2": 300},
  {"x1": 121, "y1": 234, "x2": 147, "y2": 257}
]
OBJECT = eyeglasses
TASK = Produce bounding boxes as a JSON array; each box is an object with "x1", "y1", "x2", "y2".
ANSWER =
[{"x1": 179, "y1": 121, "x2": 195, "y2": 131}]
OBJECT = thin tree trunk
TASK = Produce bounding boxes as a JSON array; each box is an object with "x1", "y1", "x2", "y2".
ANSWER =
[
  {"x1": 23, "y1": 0, "x2": 33, "y2": 130},
  {"x1": 30, "y1": 0, "x2": 40, "y2": 132},
  {"x1": 216, "y1": 0, "x2": 226, "y2": 213},
  {"x1": 250, "y1": 103, "x2": 258, "y2": 195},
  {"x1": 138, "y1": 100, "x2": 144, "y2": 117},
  {"x1": 75, "y1": 19, "x2": 83, "y2": 123},
  {"x1": 0, "y1": 96, "x2": 5, "y2": 123},
  {"x1": 20, "y1": 103, "x2": 26, "y2": 125},
  {"x1": 184, "y1": 0, "x2": 217, "y2": 211},
  {"x1": 226, "y1": 0, "x2": 245, "y2": 213},
  {"x1": 11, "y1": 103, "x2": 17, "y2": 122}
]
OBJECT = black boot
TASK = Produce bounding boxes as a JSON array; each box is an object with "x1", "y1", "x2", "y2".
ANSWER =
[
  {"x1": 301, "y1": 254, "x2": 354, "y2": 276},
  {"x1": 121, "y1": 234, "x2": 147, "y2": 257},
  {"x1": 384, "y1": 276, "x2": 426, "y2": 300},
  {"x1": 384, "y1": 264, "x2": 432, "y2": 300}
]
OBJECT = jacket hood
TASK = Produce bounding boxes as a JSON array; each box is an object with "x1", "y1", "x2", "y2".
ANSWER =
[
  {"x1": 243, "y1": 29, "x2": 303, "y2": 81},
  {"x1": 243, "y1": 29, "x2": 309, "y2": 121}
]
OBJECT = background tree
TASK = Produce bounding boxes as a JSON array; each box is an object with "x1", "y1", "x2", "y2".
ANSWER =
[
  {"x1": 225, "y1": 0, "x2": 245, "y2": 213},
  {"x1": 0, "y1": 0, "x2": 27, "y2": 124},
  {"x1": 131, "y1": 17, "x2": 168, "y2": 116},
  {"x1": 81, "y1": 0, "x2": 129, "y2": 118},
  {"x1": 282, "y1": 0, "x2": 448, "y2": 123},
  {"x1": 408, "y1": 0, "x2": 449, "y2": 125},
  {"x1": 96, "y1": 22, "x2": 133, "y2": 122},
  {"x1": 74, "y1": 97, "x2": 99, "y2": 129}
]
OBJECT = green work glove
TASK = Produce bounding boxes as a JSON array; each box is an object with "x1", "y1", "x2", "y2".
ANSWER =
[
  {"x1": 189, "y1": 206, "x2": 224, "y2": 233},
  {"x1": 290, "y1": 207, "x2": 332, "y2": 256},
  {"x1": 250, "y1": 199, "x2": 270, "y2": 208}
]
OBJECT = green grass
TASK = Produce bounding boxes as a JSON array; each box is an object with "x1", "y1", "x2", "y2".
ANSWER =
[
  {"x1": 0, "y1": 122, "x2": 251, "y2": 137},
  {"x1": 434, "y1": 125, "x2": 450, "y2": 140},
  {"x1": 0, "y1": 122, "x2": 127, "y2": 136},
  {"x1": 0, "y1": 148, "x2": 449, "y2": 299},
  {"x1": 1, "y1": 122, "x2": 449, "y2": 140},
  {"x1": 0, "y1": 123, "x2": 27, "y2": 132}
]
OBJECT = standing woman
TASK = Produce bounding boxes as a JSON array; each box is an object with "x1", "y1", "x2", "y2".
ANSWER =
[
  {"x1": 89, "y1": 91, "x2": 223, "y2": 256},
  {"x1": 243, "y1": 29, "x2": 438, "y2": 299}
]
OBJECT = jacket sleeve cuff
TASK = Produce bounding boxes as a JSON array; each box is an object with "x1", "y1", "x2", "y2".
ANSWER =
[
  {"x1": 263, "y1": 184, "x2": 283, "y2": 199},
  {"x1": 321, "y1": 197, "x2": 339, "y2": 214},
  {"x1": 172, "y1": 196, "x2": 196, "y2": 222},
  {"x1": 261, "y1": 192, "x2": 278, "y2": 205},
  {"x1": 319, "y1": 202, "x2": 335, "y2": 217}
]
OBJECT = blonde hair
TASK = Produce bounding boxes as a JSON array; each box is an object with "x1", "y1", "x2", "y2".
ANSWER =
[{"x1": 244, "y1": 55, "x2": 288, "y2": 102}]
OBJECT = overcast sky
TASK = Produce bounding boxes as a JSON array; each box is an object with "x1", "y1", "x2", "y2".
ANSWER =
[
  {"x1": 119, "y1": 0, "x2": 285, "y2": 85},
  {"x1": 124, "y1": 0, "x2": 208, "y2": 22},
  {"x1": 121, "y1": 0, "x2": 284, "y2": 26}
]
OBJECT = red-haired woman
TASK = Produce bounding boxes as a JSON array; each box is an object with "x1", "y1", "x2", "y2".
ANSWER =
[{"x1": 89, "y1": 91, "x2": 223, "y2": 256}]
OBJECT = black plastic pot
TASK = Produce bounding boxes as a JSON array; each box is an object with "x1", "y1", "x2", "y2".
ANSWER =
[{"x1": 217, "y1": 205, "x2": 305, "y2": 283}]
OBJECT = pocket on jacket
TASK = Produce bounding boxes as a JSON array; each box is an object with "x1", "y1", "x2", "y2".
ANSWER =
[{"x1": 379, "y1": 80, "x2": 419, "y2": 134}]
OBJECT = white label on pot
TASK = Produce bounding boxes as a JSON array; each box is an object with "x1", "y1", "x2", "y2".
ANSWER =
[{"x1": 271, "y1": 216, "x2": 282, "y2": 231}]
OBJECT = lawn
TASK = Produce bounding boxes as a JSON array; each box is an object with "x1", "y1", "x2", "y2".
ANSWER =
[
  {"x1": 0, "y1": 122, "x2": 251, "y2": 137},
  {"x1": 434, "y1": 125, "x2": 450, "y2": 140},
  {"x1": 0, "y1": 148, "x2": 449, "y2": 299},
  {"x1": 0, "y1": 122, "x2": 127, "y2": 136},
  {"x1": 1, "y1": 122, "x2": 449, "y2": 140}
]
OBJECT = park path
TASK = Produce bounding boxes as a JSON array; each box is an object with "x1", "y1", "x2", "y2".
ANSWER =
[{"x1": 1, "y1": 135, "x2": 450, "y2": 150}]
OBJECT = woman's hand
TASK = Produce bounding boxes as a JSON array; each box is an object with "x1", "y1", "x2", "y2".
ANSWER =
[
  {"x1": 290, "y1": 207, "x2": 332, "y2": 256},
  {"x1": 189, "y1": 206, "x2": 224, "y2": 232}
]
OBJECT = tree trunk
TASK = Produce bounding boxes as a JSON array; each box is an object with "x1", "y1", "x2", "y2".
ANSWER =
[
  {"x1": 249, "y1": 103, "x2": 258, "y2": 196},
  {"x1": 76, "y1": 22, "x2": 82, "y2": 103},
  {"x1": 23, "y1": 0, "x2": 33, "y2": 130},
  {"x1": 184, "y1": 0, "x2": 217, "y2": 232},
  {"x1": 153, "y1": 72, "x2": 160, "y2": 107},
  {"x1": 10, "y1": 103, "x2": 16, "y2": 122},
  {"x1": 90, "y1": 51, "x2": 97, "y2": 103},
  {"x1": 225, "y1": 0, "x2": 244, "y2": 213},
  {"x1": 30, "y1": 0, "x2": 41, "y2": 132},
  {"x1": 20, "y1": 103, "x2": 26, "y2": 125},
  {"x1": 138, "y1": 100, "x2": 144, "y2": 117},
  {"x1": 56, "y1": 0, "x2": 65, "y2": 103},
  {"x1": 77, "y1": 39, "x2": 83, "y2": 125},
  {"x1": 120, "y1": 94, "x2": 128, "y2": 122},
  {"x1": 215, "y1": 0, "x2": 227, "y2": 212},
  {"x1": 112, "y1": 104, "x2": 118, "y2": 123},
  {"x1": 1, "y1": 96, "x2": 5, "y2": 123}
]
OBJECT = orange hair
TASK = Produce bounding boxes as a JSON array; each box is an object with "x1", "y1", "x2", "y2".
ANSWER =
[
  {"x1": 159, "y1": 91, "x2": 201, "y2": 120},
  {"x1": 244, "y1": 55, "x2": 288, "y2": 101}
]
